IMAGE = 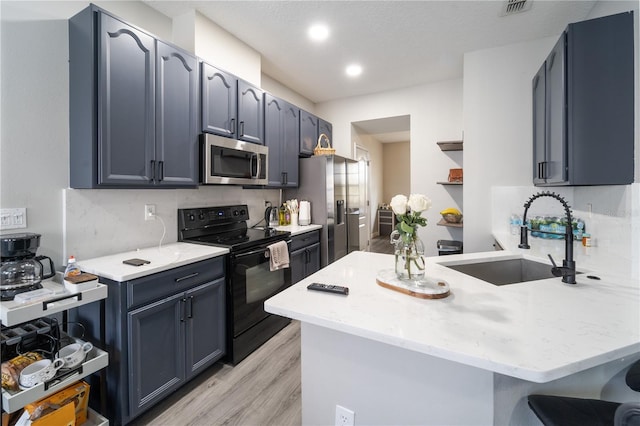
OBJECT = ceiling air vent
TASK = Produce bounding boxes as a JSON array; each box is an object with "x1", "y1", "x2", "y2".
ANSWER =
[{"x1": 500, "y1": 0, "x2": 533, "y2": 16}]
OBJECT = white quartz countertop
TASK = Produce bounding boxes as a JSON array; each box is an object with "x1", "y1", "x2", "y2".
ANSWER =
[
  {"x1": 77, "y1": 242, "x2": 228, "y2": 281},
  {"x1": 273, "y1": 223, "x2": 322, "y2": 236},
  {"x1": 265, "y1": 250, "x2": 640, "y2": 383}
]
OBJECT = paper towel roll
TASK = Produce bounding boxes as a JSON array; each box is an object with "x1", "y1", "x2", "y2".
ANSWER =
[{"x1": 299, "y1": 201, "x2": 311, "y2": 225}]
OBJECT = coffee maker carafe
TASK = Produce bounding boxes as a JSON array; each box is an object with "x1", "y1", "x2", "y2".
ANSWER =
[{"x1": 1, "y1": 233, "x2": 55, "y2": 301}]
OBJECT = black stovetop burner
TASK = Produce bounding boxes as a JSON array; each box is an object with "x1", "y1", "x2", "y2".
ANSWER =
[{"x1": 177, "y1": 205, "x2": 290, "y2": 252}]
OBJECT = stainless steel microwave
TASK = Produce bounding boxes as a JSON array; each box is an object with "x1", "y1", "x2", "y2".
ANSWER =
[{"x1": 201, "y1": 134, "x2": 268, "y2": 185}]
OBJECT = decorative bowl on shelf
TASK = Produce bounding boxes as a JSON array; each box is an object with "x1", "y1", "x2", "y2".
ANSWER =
[{"x1": 442, "y1": 213, "x2": 463, "y2": 224}]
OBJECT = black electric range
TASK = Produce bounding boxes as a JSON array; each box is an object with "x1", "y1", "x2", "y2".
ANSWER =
[{"x1": 177, "y1": 205, "x2": 292, "y2": 364}]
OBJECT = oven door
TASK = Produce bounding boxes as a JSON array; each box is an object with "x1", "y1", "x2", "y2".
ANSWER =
[{"x1": 230, "y1": 240, "x2": 291, "y2": 336}]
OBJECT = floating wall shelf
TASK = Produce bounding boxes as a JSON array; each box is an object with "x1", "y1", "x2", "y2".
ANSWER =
[{"x1": 436, "y1": 140, "x2": 463, "y2": 151}]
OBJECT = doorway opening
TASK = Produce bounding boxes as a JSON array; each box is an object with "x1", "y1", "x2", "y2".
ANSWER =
[{"x1": 351, "y1": 115, "x2": 410, "y2": 254}]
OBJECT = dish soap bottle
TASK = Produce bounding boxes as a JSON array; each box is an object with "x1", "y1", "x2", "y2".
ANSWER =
[{"x1": 64, "y1": 255, "x2": 81, "y2": 278}]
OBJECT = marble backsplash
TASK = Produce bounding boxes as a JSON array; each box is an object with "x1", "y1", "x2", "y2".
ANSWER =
[{"x1": 63, "y1": 186, "x2": 281, "y2": 261}]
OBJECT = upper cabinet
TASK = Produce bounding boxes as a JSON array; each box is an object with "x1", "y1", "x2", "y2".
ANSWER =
[
  {"x1": 299, "y1": 110, "x2": 319, "y2": 157},
  {"x1": 532, "y1": 11, "x2": 634, "y2": 186},
  {"x1": 201, "y1": 64, "x2": 264, "y2": 145},
  {"x1": 237, "y1": 80, "x2": 265, "y2": 144},
  {"x1": 265, "y1": 94, "x2": 299, "y2": 187},
  {"x1": 201, "y1": 63, "x2": 237, "y2": 138},
  {"x1": 69, "y1": 6, "x2": 198, "y2": 188},
  {"x1": 299, "y1": 110, "x2": 333, "y2": 157}
]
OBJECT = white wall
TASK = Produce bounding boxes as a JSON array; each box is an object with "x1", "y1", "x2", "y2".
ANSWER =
[
  {"x1": 0, "y1": 1, "x2": 279, "y2": 265},
  {"x1": 317, "y1": 80, "x2": 464, "y2": 256},
  {"x1": 463, "y1": 37, "x2": 555, "y2": 253},
  {"x1": 194, "y1": 11, "x2": 261, "y2": 86}
]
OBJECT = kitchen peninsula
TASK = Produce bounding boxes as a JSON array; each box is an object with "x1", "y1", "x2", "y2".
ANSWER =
[{"x1": 265, "y1": 250, "x2": 640, "y2": 425}]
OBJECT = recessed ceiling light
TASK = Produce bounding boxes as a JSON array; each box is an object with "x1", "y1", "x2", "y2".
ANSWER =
[
  {"x1": 308, "y1": 23, "x2": 329, "y2": 42},
  {"x1": 346, "y1": 64, "x2": 363, "y2": 77}
]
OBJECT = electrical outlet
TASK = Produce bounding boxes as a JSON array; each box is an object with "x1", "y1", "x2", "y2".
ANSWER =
[
  {"x1": 144, "y1": 204, "x2": 156, "y2": 221},
  {"x1": 335, "y1": 405, "x2": 355, "y2": 426},
  {"x1": 0, "y1": 208, "x2": 27, "y2": 230}
]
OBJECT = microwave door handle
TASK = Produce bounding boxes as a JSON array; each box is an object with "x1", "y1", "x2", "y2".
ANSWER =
[{"x1": 251, "y1": 153, "x2": 260, "y2": 179}]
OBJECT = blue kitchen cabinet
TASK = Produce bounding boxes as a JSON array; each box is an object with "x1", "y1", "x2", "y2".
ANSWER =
[
  {"x1": 69, "y1": 5, "x2": 198, "y2": 188},
  {"x1": 237, "y1": 79, "x2": 265, "y2": 144},
  {"x1": 299, "y1": 110, "x2": 333, "y2": 157},
  {"x1": 71, "y1": 257, "x2": 226, "y2": 425},
  {"x1": 201, "y1": 64, "x2": 264, "y2": 145},
  {"x1": 201, "y1": 62, "x2": 237, "y2": 137},
  {"x1": 299, "y1": 110, "x2": 319, "y2": 157},
  {"x1": 290, "y1": 230, "x2": 321, "y2": 284},
  {"x1": 532, "y1": 11, "x2": 634, "y2": 186},
  {"x1": 265, "y1": 94, "x2": 299, "y2": 187}
]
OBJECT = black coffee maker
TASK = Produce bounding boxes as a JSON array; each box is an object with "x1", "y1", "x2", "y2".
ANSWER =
[{"x1": 0, "y1": 233, "x2": 55, "y2": 301}]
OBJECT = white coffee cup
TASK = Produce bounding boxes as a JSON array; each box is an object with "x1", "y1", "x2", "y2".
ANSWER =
[
  {"x1": 56, "y1": 341, "x2": 93, "y2": 370},
  {"x1": 19, "y1": 358, "x2": 64, "y2": 388}
]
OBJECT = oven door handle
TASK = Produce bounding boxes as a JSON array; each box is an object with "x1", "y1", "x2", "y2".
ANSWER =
[{"x1": 233, "y1": 241, "x2": 291, "y2": 260}]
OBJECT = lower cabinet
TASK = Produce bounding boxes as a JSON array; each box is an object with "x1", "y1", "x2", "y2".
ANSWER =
[
  {"x1": 72, "y1": 257, "x2": 225, "y2": 425},
  {"x1": 290, "y1": 230, "x2": 321, "y2": 284},
  {"x1": 127, "y1": 279, "x2": 224, "y2": 419}
]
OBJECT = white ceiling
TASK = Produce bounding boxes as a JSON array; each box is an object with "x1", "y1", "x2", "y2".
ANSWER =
[{"x1": 143, "y1": 0, "x2": 602, "y2": 141}]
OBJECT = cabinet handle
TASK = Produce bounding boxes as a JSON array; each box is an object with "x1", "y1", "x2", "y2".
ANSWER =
[
  {"x1": 239, "y1": 121, "x2": 244, "y2": 136},
  {"x1": 282, "y1": 172, "x2": 287, "y2": 185},
  {"x1": 186, "y1": 296, "x2": 193, "y2": 319},
  {"x1": 150, "y1": 160, "x2": 156, "y2": 183},
  {"x1": 230, "y1": 118, "x2": 236, "y2": 135},
  {"x1": 42, "y1": 292, "x2": 82, "y2": 310},
  {"x1": 175, "y1": 272, "x2": 199, "y2": 283},
  {"x1": 158, "y1": 161, "x2": 164, "y2": 182},
  {"x1": 180, "y1": 297, "x2": 186, "y2": 322}
]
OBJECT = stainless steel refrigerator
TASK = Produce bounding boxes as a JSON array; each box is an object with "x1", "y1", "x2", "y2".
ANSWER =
[{"x1": 285, "y1": 155, "x2": 360, "y2": 268}]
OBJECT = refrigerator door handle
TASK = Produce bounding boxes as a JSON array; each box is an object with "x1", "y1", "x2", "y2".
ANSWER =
[{"x1": 336, "y1": 200, "x2": 345, "y2": 225}]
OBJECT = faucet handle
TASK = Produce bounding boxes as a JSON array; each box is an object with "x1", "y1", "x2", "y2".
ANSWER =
[{"x1": 547, "y1": 254, "x2": 563, "y2": 277}]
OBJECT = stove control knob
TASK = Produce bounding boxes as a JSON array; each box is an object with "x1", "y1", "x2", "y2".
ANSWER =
[
  {"x1": 233, "y1": 210, "x2": 239, "y2": 216},
  {"x1": 198, "y1": 212, "x2": 205, "y2": 220},
  {"x1": 187, "y1": 213, "x2": 196, "y2": 221},
  {"x1": 240, "y1": 209, "x2": 246, "y2": 216}
]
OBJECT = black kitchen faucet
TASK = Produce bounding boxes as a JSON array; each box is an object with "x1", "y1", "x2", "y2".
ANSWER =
[{"x1": 518, "y1": 191, "x2": 577, "y2": 284}]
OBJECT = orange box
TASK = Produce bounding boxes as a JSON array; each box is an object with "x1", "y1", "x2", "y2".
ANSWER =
[
  {"x1": 25, "y1": 381, "x2": 90, "y2": 425},
  {"x1": 28, "y1": 402, "x2": 75, "y2": 426}
]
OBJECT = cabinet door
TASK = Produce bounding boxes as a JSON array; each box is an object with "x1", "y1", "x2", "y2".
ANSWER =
[
  {"x1": 237, "y1": 80, "x2": 264, "y2": 144},
  {"x1": 184, "y1": 278, "x2": 226, "y2": 380},
  {"x1": 156, "y1": 41, "x2": 198, "y2": 186},
  {"x1": 299, "y1": 110, "x2": 318, "y2": 157},
  {"x1": 98, "y1": 12, "x2": 155, "y2": 186},
  {"x1": 532, "y1": 63, "x2": 546, "y2": 185},
  {"x1": 306, "y1": 243, "x2": 321, "y2": 277},
  {"x1": 265, "y1": 95, "x2": 299, "y2": 187},
  {"x1": 282, "y1": 102, "x2": 300, "y2": 187},
  {"x1": 201, "y1": 62, "x2": 237, "y2": 137},
  {"x1": 318, "y1": 119, "x2": 333, "y2": 147},
  {"x1": 544, "y1": 34, "x2": 567, "y2": 184},
  {"x1": 290, "y1": 248, "x2": 307, "y2": 285},
  {"x1": 265, "y1": 95, "x2": 284, "y2": 186},
  {"x1": 128, "y1": 292, "x2": 185, "y2": 419}
]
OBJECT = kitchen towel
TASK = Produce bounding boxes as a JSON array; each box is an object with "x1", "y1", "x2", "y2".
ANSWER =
[{"x1": 267, "y1": 241, "x2": 289, "y2": 271}]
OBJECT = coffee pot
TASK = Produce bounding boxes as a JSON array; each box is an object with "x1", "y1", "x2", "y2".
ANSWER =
[{"x1": 1, "y1": 233, "x2": 55, "y2": 301}]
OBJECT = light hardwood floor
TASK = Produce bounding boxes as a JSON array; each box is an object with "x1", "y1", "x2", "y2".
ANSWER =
[{"x1": 130, "y1": 320, "x2": 302, "y2": 426}]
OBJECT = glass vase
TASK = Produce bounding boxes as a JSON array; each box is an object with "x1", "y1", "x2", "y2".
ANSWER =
[{"x1": 390, "y1": 231, "x2": 426, "y2": 281}]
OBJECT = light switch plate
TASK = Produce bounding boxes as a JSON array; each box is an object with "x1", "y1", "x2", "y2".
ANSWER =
[{"x1": 0, "y1": 208, "x2": 27, "y2": 230}]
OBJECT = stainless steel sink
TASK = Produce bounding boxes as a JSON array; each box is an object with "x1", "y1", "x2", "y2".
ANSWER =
[{"x1": 441, "y1": 257, "x2": 580, "y2": 286}]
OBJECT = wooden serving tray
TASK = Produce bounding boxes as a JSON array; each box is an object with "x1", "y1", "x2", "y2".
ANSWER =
[{"x1": 376, "y1": 269, "x2": 450, "y2": 299}]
